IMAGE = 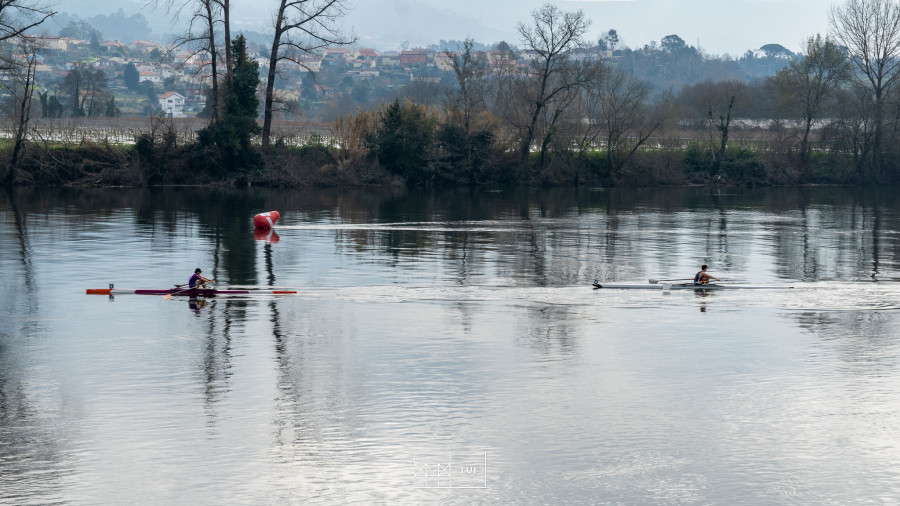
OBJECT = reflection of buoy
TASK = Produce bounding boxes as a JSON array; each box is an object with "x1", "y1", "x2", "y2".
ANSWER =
[
  {"x1": 253, "y1": 211, "x2": 280, "y2": 230},
  {"x1": 254, "y1": 228, "x2": 280, "y2": 244}
]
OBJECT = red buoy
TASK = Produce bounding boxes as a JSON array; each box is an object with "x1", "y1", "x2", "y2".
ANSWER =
[{"x1": 253, "y1": 211, "x2": 280, "y2": 230}]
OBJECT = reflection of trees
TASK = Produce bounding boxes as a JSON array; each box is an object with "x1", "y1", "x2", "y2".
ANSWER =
[
  {"x1": 0, "y1": 337, "x2": 67, "y2": 503},
  {"x1": 130, "y1": 189, "x2": 265, "y2": 284},
  {"x1": 198, "y1": 299, "x2": 232, "y2": 424},
  {"x1": 262, "y1": 185, "x2": 900, "y2": 286},
  {"x1": 0, "y1": 187, "x2": 35, "y2": 412},
  {"x1": 6, "y1": 185, "x2": 900, "y2": 288},
  {"x1": 258, "y1": 231, "x2": 360, "y2": 461},
  {"x1": 4, "y1": 186, "x2": 268, "y2": 285},
  {"x1": 266, "y1": 308, "x2": 363, "y2": 466},
  {"x1": 0, "y1": 189, "x2": 65, "y2": 502},
  {"x1": 3, "y1": 188, "x2": 34, "y2": 292},
  {"x1": 514, "y1": 304, "x2": 579, "y2": 360},
  {"x1": 770, "y1": 188, "x2": 892, "y2": 281}
]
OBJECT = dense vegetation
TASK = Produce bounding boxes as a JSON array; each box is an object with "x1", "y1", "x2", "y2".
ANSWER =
[{"x1": 4, "y1": 0, "x2": 900, "y2": 188}]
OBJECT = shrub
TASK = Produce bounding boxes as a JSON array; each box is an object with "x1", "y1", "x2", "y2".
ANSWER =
[{"x1": 367, "y1": 99, "x2": 436, "y2": 184}]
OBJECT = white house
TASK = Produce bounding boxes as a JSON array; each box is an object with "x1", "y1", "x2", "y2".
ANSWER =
[
  {"x1": 158, "y1": 91, "x2": 186, "y2": 118},
  {"x1": 139, "y1": 71, "x2": 162, "y2": 83},
  {"x1": 39, "y1": 36, "x2": 68, "y2": 51}
]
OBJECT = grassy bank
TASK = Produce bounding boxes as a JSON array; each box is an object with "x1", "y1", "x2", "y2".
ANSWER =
[{"x1": 0, "y1": 136, "x2": 864, "y2": 188}]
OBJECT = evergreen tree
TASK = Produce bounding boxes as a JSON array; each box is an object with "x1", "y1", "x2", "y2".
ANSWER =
[
  {"x1": 41, "y1": 93, "x2": 64, "y2": 118},
  {"x1": 124, "y1": 63, "x2": 139, "y2": 90},
  {"x1": 60, "y1": 20, "x2": 101, "y2": 42},
  {"x1": 661, "y1": 34, "x2": 687, "y2": 53},
  {"x1": 220, "y1": 34, "x2": 261, "y2": 156},
  {"x1": 368, "y1": 99, "x2": 435, "y2": 184},
  {"x1": 141, "y1": 80, "x2": 157, "y2": 104},
  {"x1": 62, "y1": 67, "x2": 85, "y2": 116},
  {"x1": 605, "y1": 29, "x2": 619, "y2": 52},
  {"x1": 301, "y1": 76, "x2": 318, "y2": 100},
  {"x1": 197, "y1": 87, "x2": 215, "y2": 119},
  {"x1": 197, "y1": 35, "x2": 261, "y2": 165},
  {"x1": 105, "y1": 94, "x2": 119, "y2": 117}
]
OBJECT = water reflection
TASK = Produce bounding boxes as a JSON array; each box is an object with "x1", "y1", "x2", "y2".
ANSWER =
[
  {"x1": 3, "y1": 186, "x2": 900, "y2": 503},
  {"x1": 795, "y1": 310, "x2": 900, "y2": 372},
  {"x1": 188, "y1": 297, "x2": 207, "y2": 314},
  {"x1": 254, "y1": 228, "x2": 280, "y2": 243},
  {"x1": 6, "y1": 185, "x2": 900, "y2": 285},
  {"x1": 515, "y1": 304, "x2": 579, "y2": 362},
  {"x1": 0, "y1": 190, "x2": 66, "y2": 505},
  {"x1": 0, "y1": 308, "x2": 66, "y2": 505}
]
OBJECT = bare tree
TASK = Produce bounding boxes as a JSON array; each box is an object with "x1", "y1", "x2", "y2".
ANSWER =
[
  {"x1": 61, "y1": 64, "x2": 109, "y2": 117},
  {"x1": 773, "y1": 34, "x2": 849, "y2": 170},
  {"x1": 158, "y1": 0, "x2": 227, "y2": 121},
  {"x1": 221, "y1": 0, "x2": 231, "y2": 77},
  {"x1": 441, "y1": 39, "x2": 491, "y2": 172},
  {"x1": 398, "y1": 78, "x2": 447, "y2": 108},
  {"x1": 534, "y1": 60, "x2": 603, "y2": 166},
  {"x1": 0, "y1": 0, "x2": 54, "y2": 46},
  {"x1": 830, "y1": 0, "x2": 900, "y2": 180},
  {"x1": 587, "y1": 66, "x2": 671, "y2": 175},
  {"x1": 680, "y1": 80, "x2": 746, "y2": 175},
  {"x1": 0, "y1": 0, "x2": 54, "y2": 184},
  {"x1": 511, "y1": 3, "x2": 591, "y2": 166},
  {"x1": 821, "y1": 85, "x2": 874, "y2": 167},
  {"x1": 263, "y1": 0, "x2": 355, "y2": 148},
  {"x1": 199, "y1": 0, "x2": 220, "y2": 119},
  {"x1": 0, "y1": 36, "x2": 41, "y2": 183},
  {"x1": 712, "y1": 95, "x2": 735, "y2": 177},
  {"x1": 83, "y1": 68, "x2": 109, "y2": 116},
  {"x1": 445, "y1": 38, "x2": 488, "y2": 136}
]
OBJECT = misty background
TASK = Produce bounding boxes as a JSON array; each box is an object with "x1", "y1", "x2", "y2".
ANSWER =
[{"x1": 47, "y1": 0, "x2": 831, "y2": 56}]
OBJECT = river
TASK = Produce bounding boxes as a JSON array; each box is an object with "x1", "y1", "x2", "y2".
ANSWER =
[{"x1": 2, "y1": 186, "x2": 899, "y2": 504}]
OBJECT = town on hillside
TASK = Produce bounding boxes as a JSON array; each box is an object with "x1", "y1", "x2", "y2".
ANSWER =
[{"x1": 15, "y1": 32, "x2": 796, "y2": 123}]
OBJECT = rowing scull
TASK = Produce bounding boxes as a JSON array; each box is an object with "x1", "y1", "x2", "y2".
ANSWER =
[
  {"x1": 592, "y1": 281, "x2": 793, "y2": 290},
  {"x1": 86, "y1": 288, "x2": 297, "y2": 296}
]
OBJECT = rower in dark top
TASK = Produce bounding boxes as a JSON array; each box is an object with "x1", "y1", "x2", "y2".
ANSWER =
[
  {"x1": 693, "y1": 264, "x2": 720, "y2": 285},
  {"x1": 189, "y1": 268, "x2": 214, "y2": 288}
]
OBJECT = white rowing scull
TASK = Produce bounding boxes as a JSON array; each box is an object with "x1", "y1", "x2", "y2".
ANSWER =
[{"x1": 592, "y1": 280, "x2": 793, "y2": 290}]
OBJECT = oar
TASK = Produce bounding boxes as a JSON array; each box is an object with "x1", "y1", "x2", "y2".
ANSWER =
[
  {"x1": 164, "y1": 286, "x2": 193, "y2": 299},
  {"x1": 164, "y1": 283, "x2": 213, "y2": 300},
  {"x1": 649, "y1": 278, "x2": 691, "y2": 284},
  {"x1": 219, "y1": 285, "x2": 299, "y2": 290}
]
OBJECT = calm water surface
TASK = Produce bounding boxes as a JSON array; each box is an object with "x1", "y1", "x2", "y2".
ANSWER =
[{"x1": 2, "y1": 186, "x2": 900, "y2": 504}]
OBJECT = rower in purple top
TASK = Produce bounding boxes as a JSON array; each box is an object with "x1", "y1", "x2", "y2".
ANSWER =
[
  {"x1": 693, "y1": 265, "x2": 720, "y2": 285},
  {"x1": 189, "y1": 268, "x2": 215, "y2": 288}
]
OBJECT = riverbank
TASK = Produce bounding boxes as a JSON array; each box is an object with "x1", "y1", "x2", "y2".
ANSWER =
[{"x1": 2, "y1": 137, "x2": 863, "y2": 188}]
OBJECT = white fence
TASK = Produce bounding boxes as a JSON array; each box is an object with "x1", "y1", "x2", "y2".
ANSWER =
[{"x1": 0, "y1": 117, "x2": 335, "y2": 147}]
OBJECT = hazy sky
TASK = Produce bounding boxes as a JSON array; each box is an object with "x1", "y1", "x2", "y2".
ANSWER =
[
  {"x1": 60, "y1": 0, "x2": 834, "y2": 56},
  {"x1": 338, "y1": 0, "x2": 833, "y2": 55}
]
